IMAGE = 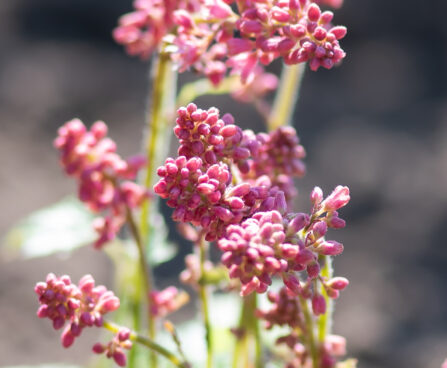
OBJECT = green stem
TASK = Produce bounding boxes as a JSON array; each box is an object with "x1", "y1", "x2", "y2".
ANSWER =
[
  {"x1": 198, "y1": 234, "x2": 213, "y2": 368},
  {"x1": 176, "y1": 76, "x2": 239, "y2": 108},
  {"x1": 139, "y1": 52, "x2": 177, "y2": 367},
  {"x1": 318, "y1": 256, "x2": 333, "y2": 343},
  {"x1": 300, "y1": 297, "x2": 319, "y2": 368},
  {"x1": 267, "y1": 63, "x2": 305, "y2": 131},
  {"x1": 103, "y1": 321, "x2": 189, "y2": 368},
  {"x1": 232, "y1": 293, "x2": 262, "y2": 368}
]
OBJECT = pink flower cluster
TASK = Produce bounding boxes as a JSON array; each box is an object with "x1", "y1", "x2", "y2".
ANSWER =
[
  {"x1": 218, "y1": 185, "x2": 350, "y2": 302},
  {"x1": 54, "y1": 119, "x2": 147, "y2": 248},
  {"x1": 149, "y1": 286, "x2": 189, "y2": 318},
  {"x1": 242, "y1": 126, "x2": 306, "y2": 201},
  {"x1": 114, "y1": 0, "x2": 347, "y2": 86},
  {"x1": 34, "y1": 274, "x2": 120, "y2": 348},
  {"x1": 93, "y1": 328, "x2": 132, "y2": 367},
  {"x1": 155, "y1": 104, "x2": 301, "y2": 241}
]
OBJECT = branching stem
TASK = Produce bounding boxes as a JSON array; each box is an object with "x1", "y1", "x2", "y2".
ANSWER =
[{"x1": 103, "y1": 320, "x2": 189, "y2": 368}]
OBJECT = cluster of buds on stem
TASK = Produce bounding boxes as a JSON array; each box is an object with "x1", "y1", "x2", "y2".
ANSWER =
[
  {"x1": 54, "y1": 119, "x2": 147, "y2": 248},
  {"x1": 114, "y1": 0, "x2": 347, "y2": 89},
  {"x1": 93, "y1": 328, "x2": 132, "y2": 367},
  {"x1": 34, "y1": 274, "x2": 120, "y2": 348}
]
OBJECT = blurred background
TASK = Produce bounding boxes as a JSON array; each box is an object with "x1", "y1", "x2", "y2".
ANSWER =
[{"x1": 0, "y1": 0, "x2": 446, "y2": 367}]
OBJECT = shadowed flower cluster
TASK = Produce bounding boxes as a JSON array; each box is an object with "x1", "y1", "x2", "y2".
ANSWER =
[{"x1": 54, "y1": 119, "x2": 148, "y2": 248}]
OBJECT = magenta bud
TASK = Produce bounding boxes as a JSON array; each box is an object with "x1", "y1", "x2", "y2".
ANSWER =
[
  {"x1": 53, "y1": 317, "x2": 65, "y2": 330},
  {"x1": 283, "y1": 274, "x2": 301, "y2": 295},
  {"x1": 220, "y1": 124, "x2": 238, "y2": 137},
  {"x1": 312, "y1": 221, "x2": 328, "y2": 238},
  {"x1": 36, "y1": 305, "x2": 48, "y2": 318},
  {"x1": 92, "y1": 342, "x2": 105, "y2": 354},
  {"x1": 317, "y1": 240, "x2": 344, "y2": 256},
  {"x1": 61, "y1": 327, "x2": 75, "y2": 348},
  {"x1": 295, "y1": 248, "x2": 315, "y2": 265},
  {"x1": 228, "y1": 196, "x2": 245, "y2": 209},
  {"x1": 307, "y1": 262, "x2": 320, "y2": 279},
  {"x1": 330, "y1": 26, "x2": 347, "y2": 40},
  {"x1": 228, "y1": 183, "x2": 251, "y2": 197},
  {"x1": 327, "y1": 277, "x2": 349, "y2": 290},
  {"x1": 307, "y1": 3, "x2": 321, "y2": 22},
  {"x1": 312, "y1": 294, "x2": 326, "y2": 315},
  {"x1": 113, "y1": 351, "x2": 127, "y2": 367},
  {"x1": 287, "y1": 213, "x2": 310, "y2": 234},
  {"x1": 78, "y1": 274, "x2": 95, "y2": 294},
  {"x1": 118, "y1": 328, "x2": 131, "y2": 341}
]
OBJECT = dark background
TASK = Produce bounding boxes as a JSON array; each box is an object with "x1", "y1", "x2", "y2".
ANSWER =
[{"x1": 1, "y1": 0, "x2": 446, "y2": 367}]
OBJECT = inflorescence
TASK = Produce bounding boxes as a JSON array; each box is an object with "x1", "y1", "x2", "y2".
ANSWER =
[
  {"x1": 54, "y1": 119, "x2": 148, "y2": 248},
  {"x1": 114, "y1": 0, "x2": 347, "y2": 90}
]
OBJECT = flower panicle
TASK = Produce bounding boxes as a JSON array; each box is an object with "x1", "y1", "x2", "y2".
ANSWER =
[
  {"x1": 54, "y1": 119, "x2": 148, "y2": 248},
  {"x1": 35, "y1": 273, "x2": 120, "y2": 348},
  {"x1": 113, "y1": 0, "x2": 347, "y2": 89}
]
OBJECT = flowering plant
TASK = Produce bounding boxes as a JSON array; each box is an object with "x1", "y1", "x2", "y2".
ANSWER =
[{"x1": 20, "y1": 0, "x2": 364, "y2": 367}]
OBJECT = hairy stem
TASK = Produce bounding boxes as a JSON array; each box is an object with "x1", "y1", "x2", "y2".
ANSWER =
[
  {"x1": 318, "y1": 255, "x2": 334, "y2": 342},
  {"x1": 301, "y1": 297, "x2": 318, "y2": 368},
  {"x1": 198, "y1": 234, "x2": 213, "y2": 368},
  {"x1": 300, "y1": 296, "x2": 319, "y2": 368},
  {"x1": 103, "y1": 320, "x2": 189, "y2": 368},
  {"x1": 267, "y1": 63, "x2": 305, "y2": 131}
]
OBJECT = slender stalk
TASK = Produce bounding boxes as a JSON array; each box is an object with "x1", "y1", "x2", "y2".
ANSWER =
[
  {"x1": 300, "y1": 297, "x2": 319, "y2": 368},
  {"x1": 318, "y1": 255, "x2": 333, "y2": 343},
  {"x1": 125, "y1": 207, "x2": 153, "y2": 336},
  {"x1": 198, "y1": 234, "x2": 213, "y2": 368},
  {"x1": 139, "y1": 51, "x2": 177, "y2": 367},
  {"x1": 103, "y1": 320, "x2": 189, "y2": 368},
  {"x1": 267, "y1": 63, "x2": 305, "y2": 131},
  {"x1": 232, "y1": 293, "x2": 262, "y2": 368}
]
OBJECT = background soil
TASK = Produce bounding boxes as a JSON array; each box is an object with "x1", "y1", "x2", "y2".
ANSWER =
[{"x1": 0, "y1": 0, "x2": 446, "y2": 367}]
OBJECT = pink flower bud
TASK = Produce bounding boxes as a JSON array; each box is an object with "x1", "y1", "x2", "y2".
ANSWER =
[
  {"x1": 317, "y1": 240, "x2": 344, "y2": 256},
  {"x1": 312, "y1": 293, "x2": 326, "y2": 315},
  {"x1": 307, "y1": 4, "x2": 321, "y2": 22},
  {"x1": 311, "y1": 186, "x2": 323, "y2": 205},
  {"x1": 113, "y1": 351, "x2": 127, "y2": 367},
  {"x1": 327, "y1": 277, "x2": 349, "y2": 290},
  {"x1": 92, "y1": 343, "x2": 105, "y2": 354},
  {"x1": 323, "y1": 186, "x2": 350, "y2": 211}
]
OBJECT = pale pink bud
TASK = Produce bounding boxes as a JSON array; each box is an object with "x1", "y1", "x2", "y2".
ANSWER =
[
  {"x1": 311, "y1": 186, "x2": 323, "y2": 205},
  {"x1": 323, "y1": 186, "x2": 350, "y2": 211},
  {"x1": 317, "y1": 240, "x2": 344, "y2": 256},
  {"x1": 327, "y1": 277, "x2": 349, "y2": 290}
]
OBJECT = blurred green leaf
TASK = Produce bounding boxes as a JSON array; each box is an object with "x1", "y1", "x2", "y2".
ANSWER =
[
  {"x1": 146, "y1": 212, "x2": 178, "y2": 266},
  {"x1": 2, "y1": 196, "x2": 95, "y2": 259}
]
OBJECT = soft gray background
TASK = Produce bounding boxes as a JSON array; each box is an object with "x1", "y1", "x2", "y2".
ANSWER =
[{"x1": 0, "y1": 0, "x2": 446, "y2": 367}]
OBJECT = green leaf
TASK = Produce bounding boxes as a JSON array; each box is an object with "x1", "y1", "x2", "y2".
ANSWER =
[{"x1": 2, "y1": 196, "x2": 95, "y2": 259}]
